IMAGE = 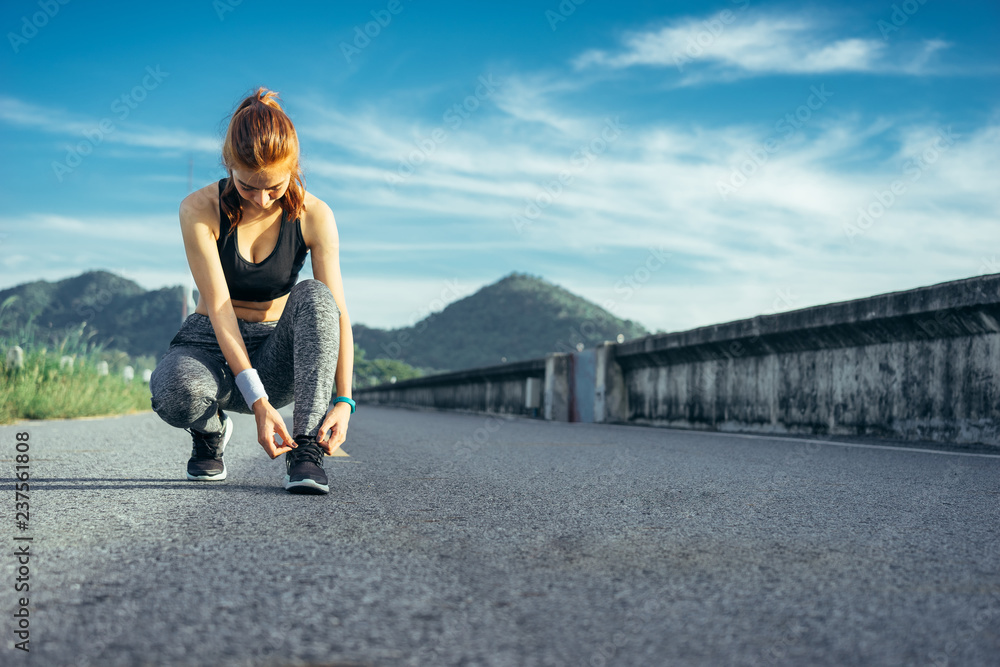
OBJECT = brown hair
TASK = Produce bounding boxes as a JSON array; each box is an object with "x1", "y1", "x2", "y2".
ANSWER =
[{"x1": 219, "y1": 87, "x2": 306, "y2": 234}]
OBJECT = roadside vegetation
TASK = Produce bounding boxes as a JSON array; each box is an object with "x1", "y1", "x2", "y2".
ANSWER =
[
  {"x1": 0, "y1": 294, "x2": 422, "y2": 424},
  {"x1": 1, "y1": 300, "x2": 154, "y2": 424},
  {"x1": 352, "y1": 344, "x2": 422, "y2": 387}
]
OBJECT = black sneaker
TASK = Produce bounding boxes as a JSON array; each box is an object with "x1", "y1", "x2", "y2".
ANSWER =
[
  {"x1": 284, "y1": 437, "x2": 329, "y2": 494},
  {"x1": 185, "y1": 410, "x2": 233, "y2": 481}
]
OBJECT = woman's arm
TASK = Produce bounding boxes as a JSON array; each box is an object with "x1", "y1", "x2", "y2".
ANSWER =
[
  {"x1": 305, "y1": 197, "x2": 355, "y2": 452},
  {"x1": 178, "y1": 189, "x2": 294, "y2": 457}
]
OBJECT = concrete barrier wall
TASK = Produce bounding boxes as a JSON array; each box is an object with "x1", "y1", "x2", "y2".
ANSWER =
[
  {"x1": 609, "y1": 274, "x2": 1000, "y2": 445},
  {"x1": 356, "y1": 274, "x2": 1000, "y2": 446},
  {"x1": 356, "y1": 357, "x2": 545, "y2": 417}
]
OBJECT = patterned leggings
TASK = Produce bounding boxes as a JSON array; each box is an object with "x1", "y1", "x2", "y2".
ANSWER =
[{"x1": 149, "y1": 279, "x2": 341, "y2": 438}]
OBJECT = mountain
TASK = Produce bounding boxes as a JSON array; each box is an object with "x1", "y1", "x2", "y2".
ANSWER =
[
  {"x1": 0, "y1": 270, "x2": 650, "y2": 372},
  {"x1": 353, "y1": 272, "x2": 648, "y2": 372},
  {"x1": 0, "y1": 270, "x2": 185, "y2": 359}
]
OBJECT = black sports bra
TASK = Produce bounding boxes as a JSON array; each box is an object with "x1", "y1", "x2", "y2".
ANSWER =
[{"x1": 216, "y1": 178, "x2": 309, "y2": 302}]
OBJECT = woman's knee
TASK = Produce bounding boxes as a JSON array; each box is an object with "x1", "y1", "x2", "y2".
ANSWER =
[
  {"x1": 149, "y1": 355, "x2": 219, "y2": 427},
  {"x1": 290, "y1": 279, "x2": 340, "y2": 318}
]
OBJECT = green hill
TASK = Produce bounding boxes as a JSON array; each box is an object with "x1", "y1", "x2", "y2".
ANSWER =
[
  {"x1": 353, "y1": 272, "x2": 648, "y2": 372},
  {"x1": 0, "y1": 270, "x2": 650, "y2": 373},
  {"x1": 0, "y1": 270, "x2": 185, "y2": 359}
]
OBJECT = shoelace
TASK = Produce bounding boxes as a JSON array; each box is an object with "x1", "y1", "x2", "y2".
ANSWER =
[
  {"x1": 289, "y1": 441, "x2": 324, "y2": 466},
  {"x1": 186, "y1": 427, "x2": 223, "y2": 459}
]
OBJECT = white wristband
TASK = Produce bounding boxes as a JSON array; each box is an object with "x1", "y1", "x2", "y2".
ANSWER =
[{"x1": 235, "y1": 368, "x2": 268, "y2": 409}]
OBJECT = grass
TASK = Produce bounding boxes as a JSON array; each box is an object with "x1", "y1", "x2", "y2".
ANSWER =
[
  {"x1": 1, "y1": 349, "x2": 153, "y2": 424},
  {"x1": 0, "y1": 302, "x2": 154, "y2": 424}
]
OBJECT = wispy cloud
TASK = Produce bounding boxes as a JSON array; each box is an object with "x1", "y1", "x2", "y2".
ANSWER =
[
  {"x1": 0, "y1": 10, "x2": 986, "y2": 333},
  {"x1": 0, "y1": 212, "x2": 185, "y2": 278},
  {"x1": 292, "y1": 72, "x2": 998, "y2": 330},
  {"x1": 572, "y1": 12, "x2": 948, "y2": 81},
  {"x1": 0, "y1": 96, "x2": 220, "y2": 153}
]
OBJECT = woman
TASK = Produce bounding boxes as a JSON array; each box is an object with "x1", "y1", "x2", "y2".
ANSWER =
[{"x1": 149, "y1": 88, "x2": 355, "y2": 495}]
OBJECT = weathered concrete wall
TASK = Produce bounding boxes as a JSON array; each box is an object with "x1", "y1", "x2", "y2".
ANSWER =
[
  {"x1": 356, "y1": 358, "x2": 545, "y2": 417},
  {"x1": 544, "y1": 353, "x2": 570, "y2": 422},
  {"x1": 595, "y1": 342, "x2": 627, "y2": 424},
  {"x1": 355, "y1": 274, "x2": 1000, "y2": 446},
  {"x1": 613, "y1": 274, "x2": 1000, "y2": 445}
]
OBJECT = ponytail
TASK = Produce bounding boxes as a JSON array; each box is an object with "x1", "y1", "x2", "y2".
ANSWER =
[{"x1": 220, "y1": 87, "x2": 305, "y2": 234}]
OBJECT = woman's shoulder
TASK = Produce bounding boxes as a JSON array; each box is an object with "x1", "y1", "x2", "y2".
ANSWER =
[
  {"x1": 301, "y1": 189, "x2": 333, "y2": 220},
  {"x1": 179, "y1": 180, "x2": 223, "y2": 237},
  {"x1": 300, "y1": 190, "x2": 337, "y2": 248}
]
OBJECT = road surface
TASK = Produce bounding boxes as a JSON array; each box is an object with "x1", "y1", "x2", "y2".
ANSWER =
[{"x1": 2, "y1": 405, "x2": 999, "y2": 666}]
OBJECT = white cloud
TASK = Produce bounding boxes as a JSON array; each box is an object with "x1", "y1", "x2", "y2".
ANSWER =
[
  {"x1": 0, "y1": 28, "x2": 986, "y2": 335},
  {"x1": 286, "y1": 73, "x2": 999, "y2": 332},
  {"x1": 26, "y1": 213, "x2": 181, "y2": 245},
  {"x1": 0, "y1": 213, "x2": 188, "y2": 293},
  {"x1": 339, "y1": 274, "x2": 479, "y2": 329},
  {"x1": 572, "y1": 12, "x2": 947, "y2": 80},
  {"x1": 0, "y1": 96, "x2": 219, "y2": 153}
]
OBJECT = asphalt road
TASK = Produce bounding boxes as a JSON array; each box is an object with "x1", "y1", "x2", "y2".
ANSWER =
[{"x1": 2, "y1": 405, "x2": 999, "y2": 666}]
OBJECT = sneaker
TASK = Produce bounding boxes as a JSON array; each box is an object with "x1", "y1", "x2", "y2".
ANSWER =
[
  {"x1": 284, "y1": 437, "x2": 329, "y2": 494},
  {"x1": 185, "y1": 409, "x2": 233, "y2": 481}
]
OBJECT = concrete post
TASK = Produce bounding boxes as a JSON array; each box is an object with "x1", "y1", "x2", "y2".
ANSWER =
[
  {"x1": 594, "y1": 341, "x2": 627, "y2": 423},
  {"x1": 544, "y1": 353, "x2": 570, "y2": 421},
  {"x1": 525, "y1": 377, "x2": 542, "y2": 409}
]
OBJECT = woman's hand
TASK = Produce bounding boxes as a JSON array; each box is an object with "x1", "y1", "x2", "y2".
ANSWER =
[
  {"x1": 252, "y1": 398, "x2": 296, "y2": 459},
  {"x1": 317, "y1": 401, "x2": 352, "y2": 455}
]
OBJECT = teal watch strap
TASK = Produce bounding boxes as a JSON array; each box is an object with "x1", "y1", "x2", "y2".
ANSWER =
[{"x1": 335, "y1": 396, "x2": 356, "y2": 413}]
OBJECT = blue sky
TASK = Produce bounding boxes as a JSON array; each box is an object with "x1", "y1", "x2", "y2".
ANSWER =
[{"x1": 1, "y1": 0, "x2": 998, "y2": 333}]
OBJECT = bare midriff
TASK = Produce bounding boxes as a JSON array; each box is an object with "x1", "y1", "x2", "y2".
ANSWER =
[{"x1": 194, "y1": 292, "x2": 289, "y2": 323}]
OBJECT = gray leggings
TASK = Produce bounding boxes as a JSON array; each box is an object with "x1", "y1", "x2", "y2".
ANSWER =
[{"x1": 150, "y1": 279, "x2": 341, "y2": 439}]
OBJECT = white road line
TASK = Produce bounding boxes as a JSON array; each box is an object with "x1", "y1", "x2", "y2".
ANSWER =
[{"x1": 700, "y1": 430, "x2": 1000, "y2": 459}]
